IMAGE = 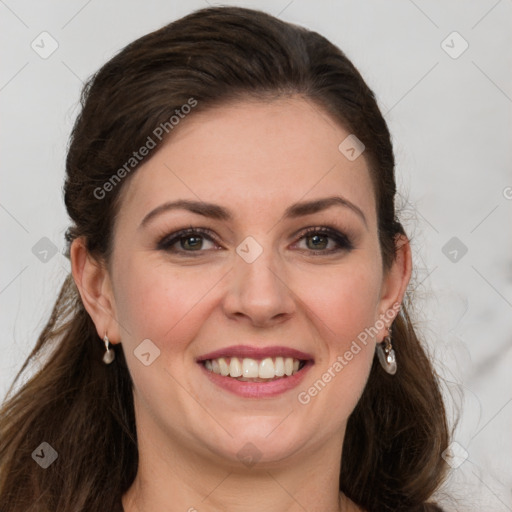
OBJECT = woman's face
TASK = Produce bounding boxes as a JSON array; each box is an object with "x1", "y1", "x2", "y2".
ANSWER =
[{"x1": 85, "y1": 97, "x2": 407, "y2": 468}]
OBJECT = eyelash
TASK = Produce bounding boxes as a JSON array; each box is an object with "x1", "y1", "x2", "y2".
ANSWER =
[{"x1": 156, "y1": 225, "x2": 354, "y2": 256}]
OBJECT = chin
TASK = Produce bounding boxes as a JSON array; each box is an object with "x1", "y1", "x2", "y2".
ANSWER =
[{"x1": 199, "y1": 417, "x2": 312, "y2": 468}]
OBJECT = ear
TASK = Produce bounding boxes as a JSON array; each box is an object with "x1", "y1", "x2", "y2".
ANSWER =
[
  {"x1": 70, "y1": 237, "x2": 121, "y2": 344},
  {"x1": 376, "y1": 233, "x2": 412, "y2": 338}
]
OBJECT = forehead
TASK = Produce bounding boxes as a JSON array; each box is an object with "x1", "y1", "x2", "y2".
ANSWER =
[{"x1": 117, "y1": 96, "x2": 376, "y2": 228}]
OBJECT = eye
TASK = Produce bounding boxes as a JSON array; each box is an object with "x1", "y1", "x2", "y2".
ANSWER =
[
  {"x1": 157, "y1": 227, "x2": 220, "y2": 254},
  {"x1": 294, "y1": 227, "x2": 353, "y2": 254},
  {"x1": 157, "y1": 225, "x2": 353, "y2": 256}
]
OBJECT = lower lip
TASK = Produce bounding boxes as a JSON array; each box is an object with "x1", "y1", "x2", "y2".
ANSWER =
[{"x1": 199, "y1": 361, "x2": 313, "y2": 398}]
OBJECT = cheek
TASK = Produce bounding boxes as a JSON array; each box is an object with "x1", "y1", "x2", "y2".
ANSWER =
[
  {"x1": 114, "y1": 259, "x2": 219, "y2": 349},
  {"x1": 299, "y1": 257, "x2": 382, "y2": 345},
  {"x1": 112, "y1": 259, "x2": 223, "y2": 416},
  {"x1": 294, "y1": 259, "x2": 381, "y2": 418}
]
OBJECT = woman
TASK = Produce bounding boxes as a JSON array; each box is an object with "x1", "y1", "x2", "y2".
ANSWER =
[{"x1": 0, "y1": 6, "x2": 449, "y2": 512}]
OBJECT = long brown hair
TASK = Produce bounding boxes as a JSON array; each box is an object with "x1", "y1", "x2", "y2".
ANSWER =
[{"x1": 0, "y1": 7, "x2": 449, "y2": 511}]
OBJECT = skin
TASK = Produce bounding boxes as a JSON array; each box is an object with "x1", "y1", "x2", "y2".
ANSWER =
[{"x1": 71, "y1": 96, "x2": 411, "y2": 512}]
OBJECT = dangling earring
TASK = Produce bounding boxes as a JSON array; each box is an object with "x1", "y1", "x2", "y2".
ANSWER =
[
  {"x1": 376, "y1": 325, "x2": 397, "y2": 375},
  {"x1": 102, "y1": 334, "x2": 115, "y2": 364}
]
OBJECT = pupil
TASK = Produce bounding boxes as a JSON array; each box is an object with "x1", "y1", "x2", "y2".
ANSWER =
[
  {"x1": 183, "y1": 236, "x2": 202, "y2": 250},
  {"x1": 308, "y1": 234, "x2": 327, "y2": 250}
]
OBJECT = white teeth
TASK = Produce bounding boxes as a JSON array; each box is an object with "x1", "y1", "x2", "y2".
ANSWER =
[
  {"x1": 284, "y1": 357, "x2": 294, "y2": 376},
  {"x1": 259, "y1": 358, "x2": 275, "y2": 379},
  {"x1": 242, "y1": 358, "x2": 259, "y2": 378},
  {"x1": 204, "y1": 356, "x2": 304, "y2": 379},
  {"x1": 229, "y1": 357, "x2": 242, "y2": 377},
  {"x1": 218, "y1": 357, "x2": 229, "y2": 376},
  {"x1": 274, "y1": 357, "x2": 285, "y2": 376}
]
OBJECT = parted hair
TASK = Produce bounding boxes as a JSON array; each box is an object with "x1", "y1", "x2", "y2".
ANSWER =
[{"x1": 0, "y1": 6, "x2": 449, "y2": 512}]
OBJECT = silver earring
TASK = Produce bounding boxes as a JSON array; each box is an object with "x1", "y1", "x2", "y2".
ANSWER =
[
  {"x1": 376, "y1": 326, "x2": 397, "y2": 375},
  {"x1": 102, "y1": 334, "x2": 115, "y2": 364}
]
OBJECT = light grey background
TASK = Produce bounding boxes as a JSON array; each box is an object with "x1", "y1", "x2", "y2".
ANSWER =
[{"x1": 1, "y1": 1, "x2": 511, "y2": 510}]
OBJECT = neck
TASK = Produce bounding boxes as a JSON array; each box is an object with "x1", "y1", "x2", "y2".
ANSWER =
[{"x1": 122, "y1": 412, "x2": 352, "y2": 512}]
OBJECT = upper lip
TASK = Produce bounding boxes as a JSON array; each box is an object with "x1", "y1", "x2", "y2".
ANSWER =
[{"x1": 196, "y1": 345, "x2": 314, "y2": 362}]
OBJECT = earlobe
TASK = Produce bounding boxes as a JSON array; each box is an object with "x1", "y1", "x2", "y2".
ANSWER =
[{"x1": 69, "y1": 237, "x2": 120, "y2": 343}]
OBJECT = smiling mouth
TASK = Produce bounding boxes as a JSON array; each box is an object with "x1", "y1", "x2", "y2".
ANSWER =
[{"x1": 202, "y1": 356, "x2": 307, "y2": 382}]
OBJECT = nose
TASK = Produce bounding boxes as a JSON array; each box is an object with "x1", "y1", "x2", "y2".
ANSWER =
[{"x1": 222, "y1": 242, "x2": 296, "y2": 327}]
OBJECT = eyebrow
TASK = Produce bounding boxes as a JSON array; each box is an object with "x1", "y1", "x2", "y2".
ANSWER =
[{"x1": 139, "y1": 195, "x2": 368, "y2": 229}]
